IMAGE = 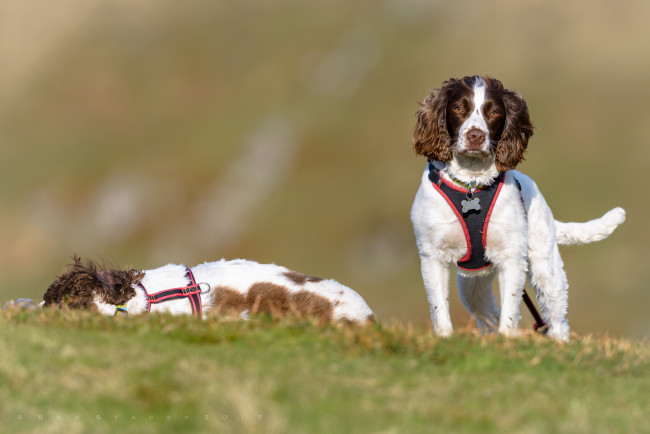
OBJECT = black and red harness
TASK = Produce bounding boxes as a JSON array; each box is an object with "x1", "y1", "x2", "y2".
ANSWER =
[
  {"x1": 428, "y1": 162, "x2": 505, "y2": 271},
  {"x1": 428, "y1": 162, "x2": 548, "y2": 332},
  {"x1": 135, "y1": 267, "x2": 208, "y2": 318}
]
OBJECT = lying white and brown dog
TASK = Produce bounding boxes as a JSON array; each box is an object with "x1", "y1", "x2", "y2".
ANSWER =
[{"x1": 41, "y1": 255, "x2": 374, "y2": 324}]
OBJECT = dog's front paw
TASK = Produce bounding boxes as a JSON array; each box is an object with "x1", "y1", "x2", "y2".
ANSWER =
[
  {"x1": 498, "y1": 326, "x2": 520, "y2": 338},
  {"x1": 434, "y1": 326, "x2": 453, "y2": 338}
]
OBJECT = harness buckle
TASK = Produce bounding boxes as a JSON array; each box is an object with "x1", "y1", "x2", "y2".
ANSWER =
[{"x1": 198, "y1": 282, "x2": 211, "y2": 294}]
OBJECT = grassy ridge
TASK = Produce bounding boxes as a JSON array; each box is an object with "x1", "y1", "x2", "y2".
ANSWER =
[{"x1": 1, "y1": 310, "x2": 648, "y2": 433}]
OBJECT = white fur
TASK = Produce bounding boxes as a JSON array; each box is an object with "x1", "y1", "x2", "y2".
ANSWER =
[
  {"x1": 457, "y1": 78, "x2": 491, "y2": 155},
  {"x1": 411, "y1": 82, "x2": 625, "y2": 341},
  {"x1": 555, "y1": 207, "x2": 626, "y2": 245},
  {"x1": 94, "y1": 259, "x2": 374, "y2": 323}
]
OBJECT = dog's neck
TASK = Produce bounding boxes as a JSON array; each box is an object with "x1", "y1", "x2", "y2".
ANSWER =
[{"x1": 446, "y1": 155, "x2": 500, "y2": 186}]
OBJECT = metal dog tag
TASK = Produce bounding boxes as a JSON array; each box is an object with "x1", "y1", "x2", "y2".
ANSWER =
[{"x1": 461, "y1": 197, "x2": 481, "y2": 213}]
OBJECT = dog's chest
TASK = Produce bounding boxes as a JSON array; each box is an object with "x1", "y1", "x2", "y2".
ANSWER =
[
  {"x1": 428, "y1": 166, "x2": 505, "y2": 271},
  {"x1": 413, "y1": 171, "x2": 525, "y2": 268}
]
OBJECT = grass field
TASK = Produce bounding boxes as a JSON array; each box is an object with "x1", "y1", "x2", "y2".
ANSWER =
[{"x1": 1, "y1": 309, "x2": 648, "y2": 433}]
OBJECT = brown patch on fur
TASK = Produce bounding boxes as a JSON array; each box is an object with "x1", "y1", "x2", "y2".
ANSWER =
[
  {"x1": 210, "y1": 282, "x2": 334, "y2": 322},
  {"x1": 283, "y1": 270, "x2": 324, "y2": 285},
  {"x1": 43, "y1": 255, "x2": 142, "y2": 309},
  {"x1": 247, "y1": 282, "x2": 294, "y2": 316},
  {"x1": 291, "y1": 290, "x2": 334, "y2": 322},
  {"x1": 210, "y1": 286, "x2": 248, "y2": 315}
]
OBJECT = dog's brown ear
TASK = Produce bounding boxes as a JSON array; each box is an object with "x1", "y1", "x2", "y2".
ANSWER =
[
  {"x1": 413, "y1": 82, "x2": 455, "y2": 162},
  {"x1": 43, "y1": 256, "x2": 141, "y2": 309},
  {"x1": 96, "y1": 267, "x2": 142, "y2": 306},
  {"x1": 495, "y1": 90, "x2": 534, "y2": 171}
]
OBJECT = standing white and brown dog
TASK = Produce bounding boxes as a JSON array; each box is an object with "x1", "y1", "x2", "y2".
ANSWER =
[
  {"x1": 43, "y1": 256, "x2": 374, "y2": 324},
  {"x1": 411, "y1": 76, "x2": 625, "y2": 341}
]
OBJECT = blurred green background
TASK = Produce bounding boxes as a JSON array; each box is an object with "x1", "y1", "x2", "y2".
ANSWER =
[{"x1": 0, "y1": 0, "x2": 646, "y2": 337}]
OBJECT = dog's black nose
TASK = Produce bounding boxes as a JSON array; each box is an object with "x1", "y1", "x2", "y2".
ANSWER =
[{"x1": 466, "y1": 128, "x2": 486, "y2": 146}]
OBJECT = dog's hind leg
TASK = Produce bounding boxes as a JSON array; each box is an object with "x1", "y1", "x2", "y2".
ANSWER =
[
  {"x1": 457, "y1": 272, "x2": 499, "y2": 334},
  {"x1": 519, "y1": 176, "x2": 570, "y2": 341},
  {"x1": 527, "y1": 245, "x2": 569, "y2": 342}
]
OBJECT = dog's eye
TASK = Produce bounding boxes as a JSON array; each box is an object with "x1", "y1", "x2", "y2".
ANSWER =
[
  {"x1": 489, "y1": 109, "x2": 501, "y2": 117},
  {"x1": 453, "y1": 106, "x2": 464, "y2": 113}
]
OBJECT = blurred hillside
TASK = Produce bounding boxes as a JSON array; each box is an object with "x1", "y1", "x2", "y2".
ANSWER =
[{"x1": 1, "y1": 0, "x2": 647, "y2": 337}]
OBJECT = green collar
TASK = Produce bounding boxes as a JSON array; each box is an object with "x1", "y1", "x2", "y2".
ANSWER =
[
  {"x1": 114, "y1": 304, "x2": 128, "y2": 317},
  {"x1": 447, "y1": 173, "x2": 486, "y2": 191}
]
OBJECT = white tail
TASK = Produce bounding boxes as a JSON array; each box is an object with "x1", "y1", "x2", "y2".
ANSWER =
[{"x1": 554, "y1": 207, "x2": 626, "y2": 246}]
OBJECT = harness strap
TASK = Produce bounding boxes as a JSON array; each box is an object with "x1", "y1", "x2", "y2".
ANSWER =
[
  {"x1": 138, "y1": 266, "x2": 203, "y2": 318},
  {"x1": 429, "y1": 162, "x2": 505, "y2": 271}
]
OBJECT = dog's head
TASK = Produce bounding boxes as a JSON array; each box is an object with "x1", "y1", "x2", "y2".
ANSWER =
[
  {"x1": 43, "y1": 255, "x2": 142, "y2": 311},
  {"x1": 413, "y1": 75, "x2": 534, "y2": 171}
]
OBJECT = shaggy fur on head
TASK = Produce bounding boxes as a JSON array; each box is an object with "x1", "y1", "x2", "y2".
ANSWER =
[
  {"x1": 413, "y1": 75, "x2": 534, "y2": 172},
  {"x1": 43, "y1": 255, "x2": 143, "y2": 309}
]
